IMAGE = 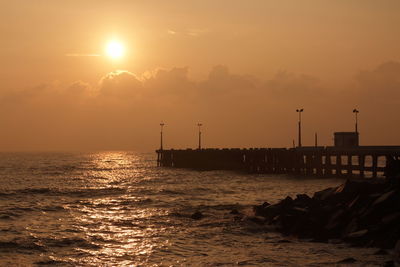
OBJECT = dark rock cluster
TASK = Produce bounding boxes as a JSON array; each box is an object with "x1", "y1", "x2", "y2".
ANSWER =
[{"x1": 253, "y1": 178, "x2": 400, "y2": 249}]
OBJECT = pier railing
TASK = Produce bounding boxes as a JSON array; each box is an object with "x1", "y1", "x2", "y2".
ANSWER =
[{"x1": 156, "y1": 146, "x2": 400, "y2": 178}]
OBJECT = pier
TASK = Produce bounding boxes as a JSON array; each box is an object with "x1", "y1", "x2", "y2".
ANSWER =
[{"x1": 156, "y1": 146, "x2": 400, "y2": 178}]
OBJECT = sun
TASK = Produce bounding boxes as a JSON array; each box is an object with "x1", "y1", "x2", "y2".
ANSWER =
[{"x1": 106, "y1": 41, "x2": 124, "y2": 59}]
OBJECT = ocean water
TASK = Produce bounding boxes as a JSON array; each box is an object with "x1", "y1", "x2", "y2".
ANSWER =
[{"x1": 0, "y1": 152, "x2": 392, "y2": 266}]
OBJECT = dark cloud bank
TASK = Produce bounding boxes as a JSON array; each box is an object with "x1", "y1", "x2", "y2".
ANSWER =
[{"x1": 0, "y1": 62, "x2": 399, "y2": 151}]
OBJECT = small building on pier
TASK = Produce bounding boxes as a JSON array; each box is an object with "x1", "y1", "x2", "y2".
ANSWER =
[{"x1": 334, "y1": 132, "x2": 359, "y2": 147}]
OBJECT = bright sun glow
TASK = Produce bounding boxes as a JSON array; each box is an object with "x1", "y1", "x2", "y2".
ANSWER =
[{"x1": 106, "y1": 41, "x2": 124, "y2": 59}]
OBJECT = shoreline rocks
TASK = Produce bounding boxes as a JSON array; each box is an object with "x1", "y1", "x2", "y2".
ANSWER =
[{"x1": 253, "y1": 177, "x2": 400, "y2": 249}]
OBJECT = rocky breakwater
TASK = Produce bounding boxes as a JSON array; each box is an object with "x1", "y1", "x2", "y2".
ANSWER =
[{"x1": 253, "y1": 178, "x2": 400, "y2": 249}]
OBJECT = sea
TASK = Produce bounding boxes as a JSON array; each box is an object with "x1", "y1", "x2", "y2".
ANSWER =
[{"x1": 0, "y1": 152, "x2": 392, "y2": 266}]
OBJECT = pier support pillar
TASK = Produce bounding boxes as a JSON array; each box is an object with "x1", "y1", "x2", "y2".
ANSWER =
[
  {"x1": 325, "y1": 153, "x2": 332, "y2": 177},
  {"x1": 336, "y1": 154, "x2": 342, "y2": 177},
  {"x1": 316, "y1": 152, "x2": 323, "y2": 177},
  {"x1": 347, "y1": 154, "x2": 353, "y2": 178},
  {"x1": 372, "y1": 155, "x2": 378, "y2": 178},
  {"x1": 359, "y1": 155, "x2": 365, "y2": 178}
]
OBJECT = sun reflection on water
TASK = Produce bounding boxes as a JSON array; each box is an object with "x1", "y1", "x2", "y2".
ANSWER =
[
  {"x1": 68, "y1": 152, "x2": 165, "y2": 265},
  {"x1": 84, "y1": 151, "x2": 144, "y2": 183}
]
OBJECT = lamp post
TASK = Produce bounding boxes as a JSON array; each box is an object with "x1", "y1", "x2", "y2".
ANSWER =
[
  {"x1": 296, "y1": 109, "x2": 304, "y2": 147},
  {"x1": 160, "y1": 122, "x2": 165, "y2": 150},
  {"x1": 315, "y1": 132, "x2": 318, "y2": 147},
  {"x1": 353, "y1": 109, "x2": 359, "y2": 133},
  {"x1": 197, "y1": 123, "x2": 202, "y2": 150}
]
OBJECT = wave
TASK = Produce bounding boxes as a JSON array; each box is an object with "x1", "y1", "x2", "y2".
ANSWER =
[
  {"x1": 157, "y1": 189, "x2": 185, "y2": 195},
  {"x1": 9, "y1": 206, "x2": 37, "y2": 212},
  {"x1": 119, "y1": 198, "x2": 153, "y2": 206},
  {"x1": 41, "y1": 237, "x2": 101, "y2": 249},
  {"x1": 89, "y1": 235, "x2": 123, "y2": 244},
  {"x1": 34, "y1": 258, "x2": 70, "y2": 266},
  {"x1": 0, "y1": 206, "x2": 65, "y2": 219},
  {"x1": 0, "y1": 210, "x2": 24, "y2": 219},
  {"x1": 39, "y1": 205, "x2": 66, "y2": 212},
  {"x1": 26, "y1": 165, "x2": 146, "y2": 174},
  {"x1": 110, "y1": 220, "x2": 144, "y2": 228},
  {"x1": 66, "y1": 187, "x2": 126, "y2": 198},
  {"x1": 0, "y1": 240, "x2": 46, "y2": 252},
  {"x1": 0, "y1": 214, "x2": 16, "y2": 220},
  {"x1": 0, "y1": 187, "x2": 126, "y2": 198}
]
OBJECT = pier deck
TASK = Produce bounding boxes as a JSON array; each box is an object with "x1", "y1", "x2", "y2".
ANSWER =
[{"x1": 156, "y1": 146, "x2": 400, "y2": 178}]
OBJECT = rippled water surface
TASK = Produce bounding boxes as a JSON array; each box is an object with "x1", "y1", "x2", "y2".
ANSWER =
[{"x1": 0, "y1": 152, "x2": 392, "y2": 266}]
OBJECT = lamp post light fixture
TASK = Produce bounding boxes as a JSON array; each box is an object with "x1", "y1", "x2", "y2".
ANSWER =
[
  {"x1": 160, "y1": 122, "x2": 165, "y2": 150},
  {"x1": 296, "y1": 109, "x2": 304, "y2": 147},
  {"x1": 197, "y1": 123, "x2": 203, "y2": 150},
  {"x1": 353, "y1": 109, "x2": 359, "y2": 133}
]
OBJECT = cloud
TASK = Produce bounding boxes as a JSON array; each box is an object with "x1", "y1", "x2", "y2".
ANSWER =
[
  {"x1": 1, "y1": 61, "x2": 400, "y2": 151},
  {"x1": 263, "y1": 71, "x2": 323, "y2": 101},
  {"x1": 200, "y1": 65, "x2": 257, "y2": 96},
  {"x1": 167, "y1": 30, "x2": 177, "y2": 35},
  {"x1": 99, "y1": 70, "x2": 143, "y2": 98},
  {"x1": 67, "y1": 81, "x2": 91, "y2": 95},
  {"x1": 356, "y1": 61, "x2": 400, "y2": 103},
  {"x1": 186, "y1": 28, "x2": 208, "y2": 37},
  {"x1": 65, "y1": 53, "x2": 101, "y2": 57},
  {"x1": 166, "y1": 28, "x2": 208, "y2": 37},
  {"x1": 144, "y1": 67, "x2": 194, "y2": 95}
]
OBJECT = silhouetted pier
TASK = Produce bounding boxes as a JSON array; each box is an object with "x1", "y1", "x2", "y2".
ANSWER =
[{"x1": 156, "y1": 146, "x2": 400, "y2": 178}]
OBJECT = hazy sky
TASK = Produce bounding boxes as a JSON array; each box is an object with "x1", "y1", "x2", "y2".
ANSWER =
[{"x1": 1, "y1": 0, "x2": 400, "y2": 151}]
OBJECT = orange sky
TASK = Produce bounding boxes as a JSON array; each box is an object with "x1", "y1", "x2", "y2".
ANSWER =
[{"x1": 1, "y1": 1, "x2": 400, "y2": 151}]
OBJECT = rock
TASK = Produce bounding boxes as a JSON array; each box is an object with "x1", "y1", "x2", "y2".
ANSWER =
[
  {"x1": 277, "y1": 196, "x2": 294, "y2": 209},
  {"x1": 336, "y1": 257, "x2": 357, "y2": 264},
  {"x1": 230, "y1": 209, "x2": 240, "y2": 215},
  {"x1": 394, "y1": 240, "x2": 400, "y2": 266},
  {"x1": 336, "y1": 179, "x2": 384, "y2": 196},
  {"x1": 325, "y1": 209, "x2": 346, "y2": 230},
  {"x1": 296, "y1": 193, "x2": 310, "y2": 201},
  {"x1": 271, "y1": 215, "x2": 280, "y2": 223},
  {"x1": 359, "y1": 190, "x2": 400, "y2": 226},
  {"x1": 256, "y1": 204, "x2": 281, "y2": 221},
  {"x1": 292, "y1": 206, "x2": 308, "y2": 213},
  {"x1": 382, "y1": 212, "x2": 400, "y2": 224},
  {"x1": 384, "y1": 260, "x2": 395, "y2": 267},
  {"x1": 294, "y1": 194, "x2": 312, "y2": 206},
  {"x1": 262, "y1": 201, "x2": 271, "y2": 208},
  {"x1": 342, "y1": 218, "x2": 358, "y2": 238},
  {"x1": 191, "y1": 211, "x2": 204, "y2": 220},
  {"x1": 253, "y1": 202, "x2": 270, "y2": 217},
  {"x1": 312, "y1": 236, "x2": 329, "y2": 243},
  {"x1": 385, "y1": 156, "x2": 400, "y2": 178},
  {"x1": 252, "y1": 178, "x2": 400, "y2": 250},
  {"x1": 233, "y1": 215, "x2": 242, "y2": 221},
  {"x1": 374, "y1": 249, "x2": 388, "y2": 255},
  {"x1": 372, "y1": 190, "x2": 396, "y2": 207},
  {"x1": 346, "y1": 195, "x2": 360, "y2": 209},
  {"x1": 346, "y1": 229, "x2": 368, "y2": 238},
  {"x1": 246, "y1": 216, "x2": 265, "y2": 225},
  {"x1": 313, "y1": 187, "x2": 336, "y2": 201}
]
